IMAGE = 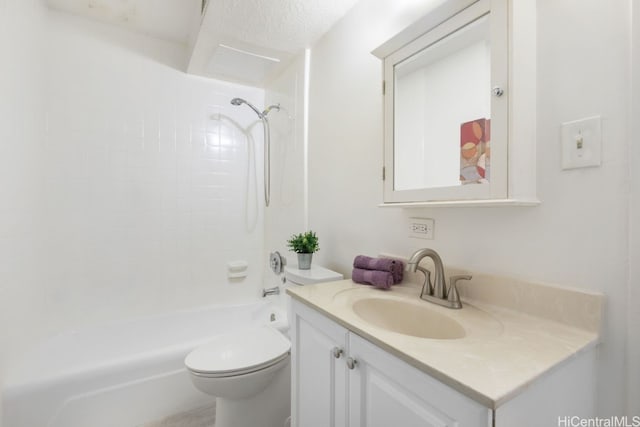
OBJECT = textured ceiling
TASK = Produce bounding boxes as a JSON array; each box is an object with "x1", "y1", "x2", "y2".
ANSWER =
[
  {"x1": 47, "y1": 0, "x2": 201, "y2": 44},
  {"x1": 205, "y1": 0, "x2": 361, "y2": 54},
  {"x1": 188, "y1": 0, "x2": 360, "y2": 85},
  {"x1": 46, "y1": 0, "x2": 361, "y2": 86}
]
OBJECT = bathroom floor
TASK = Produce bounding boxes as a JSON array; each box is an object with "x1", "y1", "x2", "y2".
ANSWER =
[{"x1": 139, "y1": 403, "x2": 216, "y2": 427}]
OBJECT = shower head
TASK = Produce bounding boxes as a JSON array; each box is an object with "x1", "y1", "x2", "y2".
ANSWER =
[
  {"x1": 230, "y1": 97, "x2": 263, "y2": 118},
  {"x1": 263, "y1": 104, "x2": 281, "y2": 116}
]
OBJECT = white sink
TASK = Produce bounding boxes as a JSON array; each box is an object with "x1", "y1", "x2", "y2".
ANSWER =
[{"x1": 352, "y1": 297, "x2": 466, "y2": 339}]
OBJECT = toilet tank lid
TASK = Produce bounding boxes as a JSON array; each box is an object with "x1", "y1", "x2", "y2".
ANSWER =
[{"x1": 285, "y1": 265, "x2": 343, "y2": 285}]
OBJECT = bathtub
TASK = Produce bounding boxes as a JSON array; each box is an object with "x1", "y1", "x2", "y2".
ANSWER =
[{"x1": 2, "y1": 301, "x2": 288, "y2": 427}]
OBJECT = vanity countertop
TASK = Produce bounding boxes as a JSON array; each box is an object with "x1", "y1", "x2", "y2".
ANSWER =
[{"x1": 287, "y1": 278, "x2": 602, "y2": 409}]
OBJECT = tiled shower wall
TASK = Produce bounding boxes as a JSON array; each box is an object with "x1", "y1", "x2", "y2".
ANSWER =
[
  {"x1": 1, "y1": 5, "x2": 266, "y2": 378},
  {"x1": 42, "y1": 12, "x2": 266, "y2": 324},
  {"x1": 0, "y1": 0, "x2": 48, "y2": 390}
]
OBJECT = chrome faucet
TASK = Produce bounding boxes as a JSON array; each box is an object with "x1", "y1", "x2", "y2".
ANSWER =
[
  {"x1": 262, "y1": 286, "x2": 280, "y2": 297},
  {"x1": 405, "y1": 248, "x2": 471, "y2": 309}
]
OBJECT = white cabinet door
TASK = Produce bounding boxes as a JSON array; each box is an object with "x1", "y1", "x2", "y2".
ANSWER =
[
  {"x1": 291, "y1": 301, "x2": 349, "y2": 427},
  {"x1": 348, "y1": 334, "x2": 491, "y2": 427}
]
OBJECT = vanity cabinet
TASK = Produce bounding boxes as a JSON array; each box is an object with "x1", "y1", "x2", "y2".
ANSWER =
[
  {"x1": 291, "y1": 298, "x2": 598, "y2": 427},
  {"x1": 291, "y1": 300, "x2": 491, "y2": 427}
]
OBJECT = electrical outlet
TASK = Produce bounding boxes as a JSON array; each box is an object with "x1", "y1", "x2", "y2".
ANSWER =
[{"x1": 409, "y1": 217, "x2": 434, "y2": 240}]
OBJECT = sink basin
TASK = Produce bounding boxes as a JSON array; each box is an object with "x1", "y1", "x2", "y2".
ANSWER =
[{"x1": 352, "y1": 298, "x2": 466, "y2": 339}]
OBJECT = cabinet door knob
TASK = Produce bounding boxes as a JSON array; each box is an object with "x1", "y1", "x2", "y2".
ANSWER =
[
  {"x1": 332, "y1": 347, "x2": 343, "y2": 359},
  {"x1": 346, "y1": 357, "x2": 358, "y2": 370}
]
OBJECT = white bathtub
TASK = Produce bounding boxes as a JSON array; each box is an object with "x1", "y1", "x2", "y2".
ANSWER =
[{"x1": 2, "y1": 301, "x2": 288, "y2": 427}]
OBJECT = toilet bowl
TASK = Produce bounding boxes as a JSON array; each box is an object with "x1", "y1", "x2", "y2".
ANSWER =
[
  {"x1": 185, "y1": 325, "x2": 291, "y2": 427},
  {"x1": 185, "y1": 264, "x2": 343, "y2": 427}
]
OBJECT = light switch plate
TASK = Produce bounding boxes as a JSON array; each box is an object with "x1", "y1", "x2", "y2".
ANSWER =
[{"x1": 561, "y1": 116, "x2": 602, "y2": 170}]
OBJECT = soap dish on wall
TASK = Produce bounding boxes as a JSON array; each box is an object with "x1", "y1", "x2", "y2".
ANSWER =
[{"x1": 227, "y1": 260, "x2": 248, "y2": 279}]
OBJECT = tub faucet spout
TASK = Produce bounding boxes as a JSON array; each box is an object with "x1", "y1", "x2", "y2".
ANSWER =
[{"x1": 262, "y1": 286, "x2": 280, "y2": 298}]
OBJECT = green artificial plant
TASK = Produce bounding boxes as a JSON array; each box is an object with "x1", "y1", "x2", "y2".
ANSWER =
[{"x1": 286, "y1": 231, "x2": 320, "y2": 254}]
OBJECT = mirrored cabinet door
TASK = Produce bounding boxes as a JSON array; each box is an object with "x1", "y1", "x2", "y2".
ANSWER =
[
  {"x1": 394, "y1": 13, "x2": 492, "y2": 191},
  {"x1": 374, "y1": 0, "x2": 538, "y2": 207}
]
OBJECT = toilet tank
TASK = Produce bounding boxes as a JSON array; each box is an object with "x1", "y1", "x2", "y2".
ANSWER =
[
  {"x1": 280, "y1": 265, "x2": 343, "y2": 338},
  {"x1": 284, "y1": 265, "x2": 343, "y2": 286}
]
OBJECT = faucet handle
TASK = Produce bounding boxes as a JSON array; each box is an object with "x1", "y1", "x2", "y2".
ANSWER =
[
  {"x1": 447, "y1": 275, "x2": 472, "y2": 309},
  {"x1": 416, "y1": 266, "x2": 432, "y2": 296}
]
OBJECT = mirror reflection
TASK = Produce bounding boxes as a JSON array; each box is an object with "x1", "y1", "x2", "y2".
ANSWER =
[{"x1": 393, "y1": 14, "x2": 491, "y2": 191}]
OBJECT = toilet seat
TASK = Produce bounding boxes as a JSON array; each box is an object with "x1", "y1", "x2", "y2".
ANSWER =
[
  {"x1": 185, "y1": 326, "x2": 290, "y2": 378},
  {"x1": 189, "y1": 352, "x2": 290, "y2": 378}
]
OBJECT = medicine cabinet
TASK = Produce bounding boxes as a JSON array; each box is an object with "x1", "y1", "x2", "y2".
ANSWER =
[{"x1": 373, "y1": 0, "x2": 539, "y2": 207}]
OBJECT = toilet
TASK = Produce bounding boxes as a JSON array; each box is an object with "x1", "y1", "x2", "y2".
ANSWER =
[{"x1": 184, "y1": 263, "x2": 343, "y2": 427}]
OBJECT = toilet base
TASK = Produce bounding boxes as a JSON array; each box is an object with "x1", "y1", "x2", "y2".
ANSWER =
[{"x1": 214, "y1": 361, "x2": 290, "y2": 427}]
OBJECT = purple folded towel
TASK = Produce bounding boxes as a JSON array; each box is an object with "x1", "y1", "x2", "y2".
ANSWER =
[
  {"x1": 352, "y1": 268, "x2": 394, "y2": 290},
  {"x1": 353, "y1": 255, "x2": 404, "y2": 284}
]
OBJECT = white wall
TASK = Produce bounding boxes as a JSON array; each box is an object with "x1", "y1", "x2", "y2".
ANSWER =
[
  {"x1": 263, "y1": 54, "x2": 308, "y2": 287},
  {"x1": 0, "y1": 0, "x2": 47, "y2": 407},
  {"x1": 0, "y1": 7, "x2": 268, "y2": 386},
  {"x1": 628, "y1": 0, "x2": 640, "y2": 416},
  {"x1": 308, "y1": 0, "x2": 631, "y2": 417}
]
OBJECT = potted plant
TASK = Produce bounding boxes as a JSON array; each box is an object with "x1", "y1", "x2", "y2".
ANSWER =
[{"x1": 287, "y1": 230, "x2": 319, "y2": 270}]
